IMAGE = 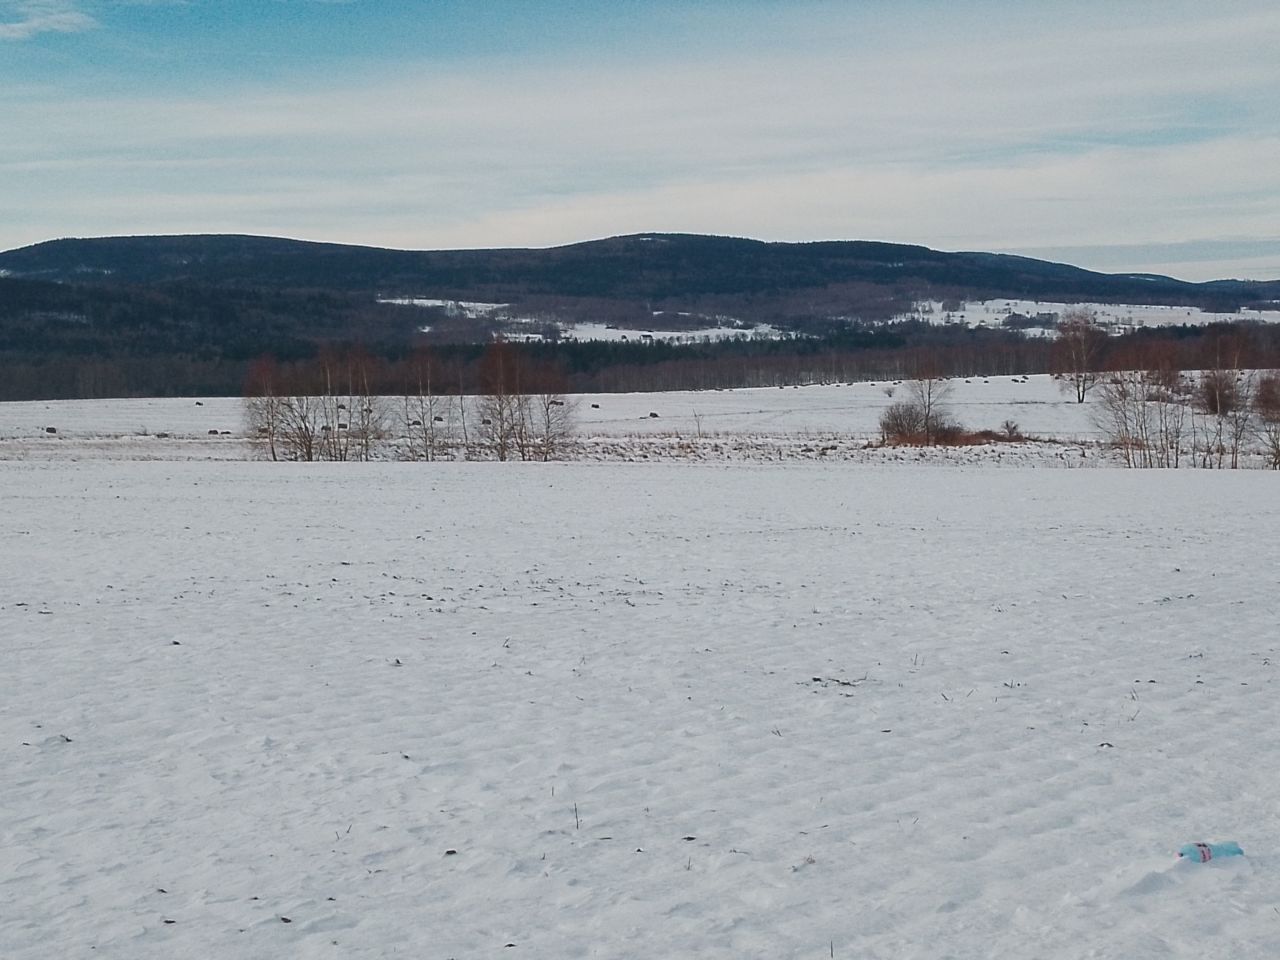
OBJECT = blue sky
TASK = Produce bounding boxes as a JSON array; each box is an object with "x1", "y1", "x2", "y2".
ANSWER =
[{"x1": 3, "y1": 0, "x2": 1279, "y2": 281}]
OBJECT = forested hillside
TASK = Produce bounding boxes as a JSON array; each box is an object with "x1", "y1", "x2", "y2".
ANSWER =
[{"x1": 2, "y1": 233, "x2": 1277, "y2": 399}]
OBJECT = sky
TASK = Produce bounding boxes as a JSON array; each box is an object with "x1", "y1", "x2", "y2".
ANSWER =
[{"x1": 3, "y1": 0, "x2": 1279, "y2": 282}]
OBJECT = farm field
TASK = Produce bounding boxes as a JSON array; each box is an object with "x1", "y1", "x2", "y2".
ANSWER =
[
  {"x1": 377, "y1": 296, "x2": 1280, "y2": 343},
  {"x1": 2, "y1": 460, "x2": 1278, "y2": 959},
  {"x1": 905, "y1": 299, "x2": 1280, "y2": 331},
  {"x1": 0, "y1": 375, "x2": 1099, "y2": 454}
]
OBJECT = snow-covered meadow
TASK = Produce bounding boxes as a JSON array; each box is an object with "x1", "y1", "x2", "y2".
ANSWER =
[
  {"x1": 0, "y1": 375, "x2": 1102, "y2": 464},
  {"x1": 377, "y1": 295, "x2": 1280, "y2": 344},
  {"x1": 903, "y1": 299, "x2": 1280, "y2": 333},
  {"x1": 3, "y1": 461, "x2": 1278, "y2": 959},
  {"x1": 377, "y1": 298, "x2": 779, "y2": 344}
]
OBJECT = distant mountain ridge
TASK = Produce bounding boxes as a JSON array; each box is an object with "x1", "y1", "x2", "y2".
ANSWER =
[
  {"x1": 4, "y1": 231, "x2": 1280, "y2": 402},
  {"x1": 3, "y1": 232, "x2": 1278, "y2": 304}
]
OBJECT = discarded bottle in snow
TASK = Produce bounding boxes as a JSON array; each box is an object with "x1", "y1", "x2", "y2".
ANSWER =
[{"x1": 1178, "y1": 841, "x2": 1243, "y2": 862}]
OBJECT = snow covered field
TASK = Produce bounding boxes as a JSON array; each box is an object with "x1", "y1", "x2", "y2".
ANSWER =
[
  {"x1": 555, "y1": 320, "x2": 779, "y2": 344},
  {"x1": 3, "y1": 462, "x2": 1278, "y2": 959},
  {"x1": 903, "y1": 299, "x2": 1280, "y2": 332},
  {"x1": 377, "y1": 296, "x2": 1280, "y2": 340},
  {"x1": 377, "y1": 298, "x2": 779, "y2": 344},
  {"x1": 0, "y1": 375, "x2": 1099, "y2": 456}
]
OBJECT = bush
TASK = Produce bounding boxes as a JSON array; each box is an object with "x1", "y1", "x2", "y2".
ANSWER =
[
  {"x1": 879, "y1": 400, "x2": 926, "y2": 441},
  {"x1": 879, "y1": 399, "x2": 963, "y2": 445}
]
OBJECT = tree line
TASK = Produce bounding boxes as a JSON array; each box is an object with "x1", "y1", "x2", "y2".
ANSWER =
[
  {"x1": 244, "y1": 342, "x2": 575, "y2": 462},
  {"x1": 1087, "y1": 337, "x2": 1280, "y2": 469},
  {"x1": 3, "y1": 315, "x2": 1279, "y2": 402},
  {"x1": 871, "y1": 311, "x2": 1280, "y2": 468}
]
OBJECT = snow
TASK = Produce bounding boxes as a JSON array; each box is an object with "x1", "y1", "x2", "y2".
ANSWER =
[
  {"x1": 557, "y1": 321, "x2": 779, "y2": 344},
  {"x1": 377, "y1": 298, "x2": 510, "y2": 317},
  {"x1": 380, "y1": 294, "x2": 1280, "y2": 342},
  {"x1": 0, "y1": 375, "x2": 1099, "y2": 450},
  {"x1": 574, "y1": 376, "x2": 1092, "y2": 440},
  {"x1": 2, "y1": 461, "x2": 1278, "y2": 958},
  {"x1": 903, "y1": 299, "x2": 1280, "y2": 333},
  {"x1": 376, "y1": 298, "x2": 780, "y2": 343},
  {"x1": 9, "y1": 372, "x2": 1280, "y2": 467}
]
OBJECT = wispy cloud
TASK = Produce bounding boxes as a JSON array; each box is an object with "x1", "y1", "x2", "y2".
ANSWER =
[
  {"x1": 1, "y1": 1, "x2": 1278, "y2": 279},
  {"x1": 0, "y1": 0, "x2": 96, "y2": 40}
]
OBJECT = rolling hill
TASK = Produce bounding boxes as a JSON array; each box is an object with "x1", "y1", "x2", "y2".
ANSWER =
[
  {"x1": 4, "y1": 232, "x2": 1278, "y2": 304},
  {"x1": 2, "y1": 233, "x2": 1277, "y2": 400}
]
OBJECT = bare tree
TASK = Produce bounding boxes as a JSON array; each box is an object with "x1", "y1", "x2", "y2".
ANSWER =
[
  {"x1": 276, "y1": 393, "x2": 325, "y2": 461},
  {"x1": 878, "y1": 356, "x2": 962, "y2": 445},
  {"x1": 1143, "y1": 342, "x2": 1190, "y2": 468},
  {"x1": 1092, "y1": 343, "x2": 1189, "y2": 468},
  {"x1": 346, "y1": 347, "x2": 387, "y2": 462},
  {"x1": 243, "y1": 357, "x2": 324, "y2": 462},
  {"x1": 243, "y1": 355, "x2": 282, "y2": 461},
  {"x1": 1052, "y1": 308, "x2": 1108, "y2": 403},
  {"x1": 1254, "y1": 371, "x2": 1280, "y2": 469},
  {"x1": 313, "y1": 346, "x2": 387, "y2": 462},
  {"x1": 477, "y1": 340, "x2": 526, "y2": 461},
  {"x1": 1192, "y1": 336, "x2": 1253, "y2": 469},
  {"x1": 906, "y1": 353, "x2": 954, "y2": 445},
  {"x1": 1093, "y1": 372, "x2": 1142, "y2": 466},
  {"x1": 452, "y1": 360, "x2": 471, "y2": 457},
  {"x1": 879, "y1": 400, "x2": 927, "y2": 443},
  {"x1": 244, "y1": 348, "x2": 386, "y2": 462},
  {"x1": 402, "y1": 348, "x2": 449, "y2": 461},
  {"x1": 525, "y1": 359, "x2": 576, "y2": 460}
]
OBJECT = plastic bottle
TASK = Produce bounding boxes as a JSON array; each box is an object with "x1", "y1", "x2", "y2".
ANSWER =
[{"x1": 1177, "y1": 841, "x2": 1243, "y2": 862}]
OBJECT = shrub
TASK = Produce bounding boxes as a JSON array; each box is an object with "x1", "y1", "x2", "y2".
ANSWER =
[
  {"x1": 879, "y1": 399, "x2": 964, "y2": 445},
  {"x1": 879, "y1": 400, "x2": 926, "y2": 441}
]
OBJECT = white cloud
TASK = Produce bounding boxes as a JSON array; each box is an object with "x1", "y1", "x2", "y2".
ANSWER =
[
  {"x1": 0, "y1": 0, "x2": 96, "y2": 40},
  {"x1": 1, "y1": 0, "x2": 1278, "y2": 279}
]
